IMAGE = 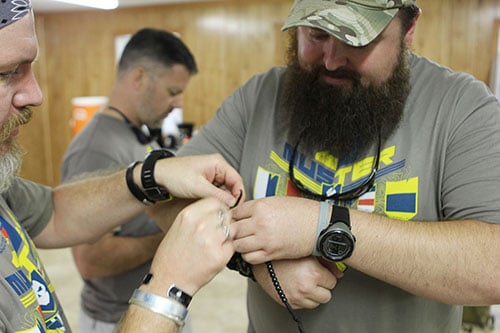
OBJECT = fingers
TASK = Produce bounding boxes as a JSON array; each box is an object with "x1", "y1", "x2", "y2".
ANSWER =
[
  {"x1": 205, "y1": 180, "x2": 244, "y2": 208},
  {"x1": 216, "y1": 208, "x2": 231, "y2": 241},
  {"x1": 255, "y1": 258, "x2": 338, "y2": 310},
  {"x1": 154, "y1": 154, "x2": 245, "y2": 206},
  {"x1": 210, "y1": 155, "x2": 245, "y2": 196},
  {"x1": 240, "y1": 248, "x2": 268, "y2": 265},
  {"x1": 205, "y1": 154, "x2": 246, "y2": 206},
  {"x1": 230, "y1": 190, "x2": 243, "y2": 209},
  {"x1": 289, "y1": 287, "x2": 333, "y2": 309},
  {"x1": 231, "y1": 224, "x2": 269, "y2": 264}
]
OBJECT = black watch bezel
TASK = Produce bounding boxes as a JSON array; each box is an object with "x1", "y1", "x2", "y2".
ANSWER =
[
  {"x1": 141, "y1": 149, "x2": 175, "y2": 202},
  {"x1": 317, "y1": 206, "x2": 355, "y2": 261}
]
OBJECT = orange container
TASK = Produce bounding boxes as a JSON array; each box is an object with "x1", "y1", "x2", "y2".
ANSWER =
[{"x1": 71, "y1": 96, "x2": 108, "y2": 136}]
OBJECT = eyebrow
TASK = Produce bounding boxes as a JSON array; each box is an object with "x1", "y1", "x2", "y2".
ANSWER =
[
  {"x1": 168, "y1": 88, "x2": 183, "y2": 96},
  {"x1": 0, "y1": 49, "x2": 39, "y2": 71}
]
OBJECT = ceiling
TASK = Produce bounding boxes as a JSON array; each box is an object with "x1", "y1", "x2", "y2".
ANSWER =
[{"x1": 31, "y1": 0, "x2": 215, "y2": 12}]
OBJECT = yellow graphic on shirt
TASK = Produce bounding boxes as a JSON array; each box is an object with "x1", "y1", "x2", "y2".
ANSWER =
[
  {"x1": 3, "y1": 210, "x2": 67, "y2": 332},
  {"x1": 384, "y1": 177, "x2": 419, "y2": 220},
  {"x1": 269, "y1": 147, "x2": 381, "y2": 196},
  {"x1": 258, "y1": 144, "x2": 419, "y2": 219}
]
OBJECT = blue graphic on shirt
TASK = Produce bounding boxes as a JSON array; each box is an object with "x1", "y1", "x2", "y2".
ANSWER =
[
  {"x1": 254, "y1": 142, "x2": 419, "y2": 219},
  {"x1": 0, "y1": 213, "x2": 67, "y2": 332}
]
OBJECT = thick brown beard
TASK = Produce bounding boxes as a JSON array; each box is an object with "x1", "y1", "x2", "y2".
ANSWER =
[{"x1": 282, "y1": 35, "x2": 410, "y2": 160}]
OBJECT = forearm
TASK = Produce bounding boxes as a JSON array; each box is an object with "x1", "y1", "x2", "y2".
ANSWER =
[
  {"x1": 35, "y1": 170, "x2": 144, "y2": 248},
  {"x1": 146, "y1": 198, "x2": 194, "y2": 232},
  {"x1": 73, "y1": 232, "x2": 164, "y2": 279},
  {"x1": 347, "y1": 209, "x2": 500, "y2": 305},
  {"x1": 117, "y1": 302, "x2": 179, "y2": 333},
  {"x1": 35, "y1": 153, "x2": 243, "y2": 249}
]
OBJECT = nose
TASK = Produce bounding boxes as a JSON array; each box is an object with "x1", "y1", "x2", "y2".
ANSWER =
[
  {"x1": 13, "y1": 67, "x2": 43, "y2": 108},
  {"x1": 323, "y1": 37, "x2": 349, "y2": 71}
]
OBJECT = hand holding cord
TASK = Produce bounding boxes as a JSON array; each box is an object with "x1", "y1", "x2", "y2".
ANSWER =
[{"x1": 265, "y1": 201, "x2": 354, "y2": 333}]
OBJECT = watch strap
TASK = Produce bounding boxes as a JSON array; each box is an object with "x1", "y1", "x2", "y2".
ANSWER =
[
  {"x1": 126, "y1": 161, "x2": 154, "y2": 206},
  {"x1": 313, "y1": 201, "x2": 330, "y2": 256},
  {"x1": 330, "y1": 205, "x2": 351, "y2": 229},
  {"x1": 141, "y1": 149, "x2": 175, "y2": 203}
]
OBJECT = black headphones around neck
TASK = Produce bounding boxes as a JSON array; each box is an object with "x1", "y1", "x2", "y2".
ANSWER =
[{"x1": 107, "y1": 106, "x2": 164, "y2": 147}]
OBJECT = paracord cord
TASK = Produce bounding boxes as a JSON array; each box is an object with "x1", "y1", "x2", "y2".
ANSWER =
[{"x1": 266, "y1": 261, "x2": 305, "y2": 333}]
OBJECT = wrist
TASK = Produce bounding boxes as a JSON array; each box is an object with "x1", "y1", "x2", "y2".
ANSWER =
[
  {"x1": 129, "y1": 288, "x2": 187, "y2": 327},
  {"x1": 227, "y1": 252, "x2": 255, "y2": 281},
  {"x1": 316, "y1": 205, "x2": 355, "y2": 263},
  {"x1": 126, "y1": 161, "x2": 154, "y2": 205},
  {"x1": 141, "y1": 149, "x2": 175, "y2": 203},
  {"x1": 141, "y1": 272, "x2": 193, "y2": 307}
]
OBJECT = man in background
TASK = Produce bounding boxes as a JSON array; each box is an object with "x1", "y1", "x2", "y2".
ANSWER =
[{"x1": 61, "y1": 28, "x2": 198, "y2": 333}]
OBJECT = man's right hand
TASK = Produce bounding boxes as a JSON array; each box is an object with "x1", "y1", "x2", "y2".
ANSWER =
[{"x1": 253, "y1": 257, "x2": 338, "y2": 309}]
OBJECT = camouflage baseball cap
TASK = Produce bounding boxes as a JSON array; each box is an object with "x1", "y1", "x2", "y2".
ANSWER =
[
  {"x1": 0, "y1": 0, "x2": 31, "y2": 29},
  {"x1": 282, "y1": 0, "x2": 416, "y2": 47}
]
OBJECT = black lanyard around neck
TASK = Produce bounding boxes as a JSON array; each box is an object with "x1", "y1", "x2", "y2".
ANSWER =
[{"x1": 107, "y1": 106, "x2": 165, "y2": 148}]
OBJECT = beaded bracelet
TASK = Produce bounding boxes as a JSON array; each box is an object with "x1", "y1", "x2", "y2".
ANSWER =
[{"x1": 129, "y1": 289, "x2": 187, "y2": 327}]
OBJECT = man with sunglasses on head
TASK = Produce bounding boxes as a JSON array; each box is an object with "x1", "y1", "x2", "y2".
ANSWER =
[
  {"x1": 176, "y1": 0, "x2": 500, "y2": 332},
  {"x1": 0, "y1": 2, "x2": 244, "y2": 332}
]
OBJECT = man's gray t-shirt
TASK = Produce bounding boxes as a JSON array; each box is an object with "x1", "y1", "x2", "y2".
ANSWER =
[
  {"x1": 178, "y1": 52, "x2": 500, "y2": 332},
  {"x1": 61, "y1": 112, "x2": 161, "y2": 323}
]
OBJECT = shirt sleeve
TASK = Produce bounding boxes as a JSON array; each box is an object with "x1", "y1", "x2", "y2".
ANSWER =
[{"x1": 2, "y1": 177, "x2": 53, "y2": 237}]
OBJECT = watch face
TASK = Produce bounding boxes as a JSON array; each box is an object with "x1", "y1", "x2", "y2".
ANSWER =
[{"x1": 319, "y1": 229, "x2": 355, "y2": 261}]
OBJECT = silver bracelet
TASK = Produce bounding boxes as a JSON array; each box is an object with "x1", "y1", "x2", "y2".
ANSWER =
[
  {"x1": 312, "y1": 201, "x2": 330, "y2": 256},
  {"x1": 129, "y1": 289, "x2": 187, "y2": 327}
]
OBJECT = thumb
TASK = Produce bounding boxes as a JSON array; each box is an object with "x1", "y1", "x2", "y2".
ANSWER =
[{"x1": 200, "y1": 179, "x2": 244, "y2": 207}]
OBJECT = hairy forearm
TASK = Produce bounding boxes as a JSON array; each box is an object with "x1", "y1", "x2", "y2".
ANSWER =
[
  {"x1": 73, "y1": 232, "x2": 164, "y2": 279},
  {"x1": 346, "y1": 210, "x2": 500, "y2": 305},
  {"x1": 35, "y1": 170, "x2": 144, "y2": 248},
  {"x1": 117, "y1": 305, "x2": 179, "y2": 333}
]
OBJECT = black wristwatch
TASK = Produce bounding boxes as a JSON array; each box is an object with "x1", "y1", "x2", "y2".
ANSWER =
[
  {"x1": 141, "y1": 149, "x2": 175, "y2": 203},
  {"x1": 316, "y1": 205, "x2": 356, "y2": 261}
]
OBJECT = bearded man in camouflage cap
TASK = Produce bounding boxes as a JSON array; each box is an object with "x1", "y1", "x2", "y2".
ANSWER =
[{"x1": 177, "y1": 0, "x2": 500, "y2": 332}]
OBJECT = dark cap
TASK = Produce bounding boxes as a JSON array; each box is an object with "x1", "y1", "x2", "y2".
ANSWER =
[{"x1": 0, "y1": 0, "x2": 31, "y2": 29}]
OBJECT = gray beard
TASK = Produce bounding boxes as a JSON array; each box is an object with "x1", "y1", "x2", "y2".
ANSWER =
[
  {"x1": 282, "y1": 48, "x2": 410, "y2": 160},
  {"x1": 0, "y1": 141, "x2": 23, "y2": 194},
  {"x1": 0, "y1": 107, "x2": 32, "y2": 193}
]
